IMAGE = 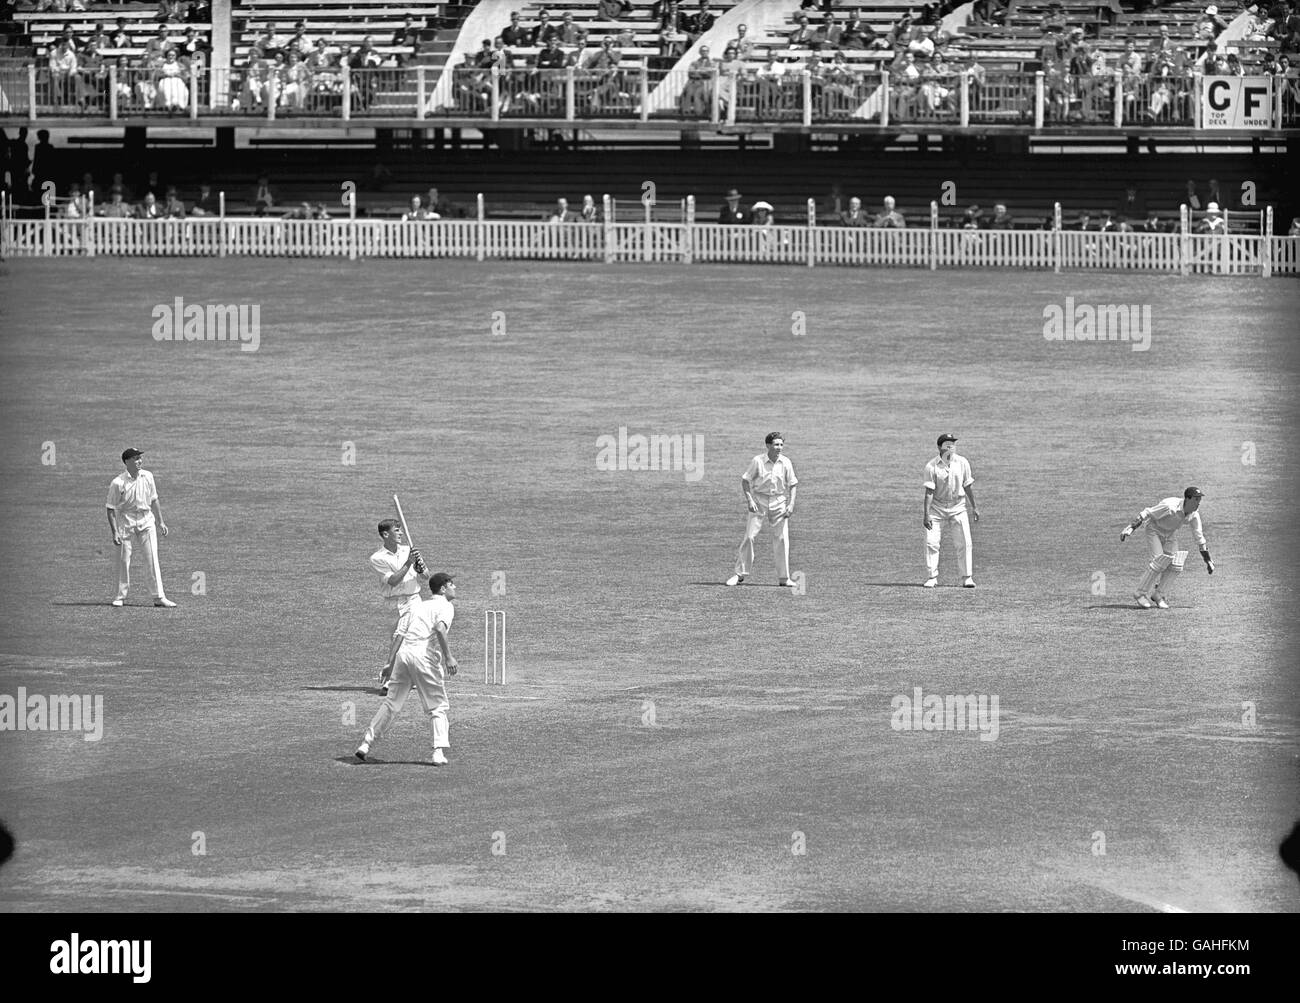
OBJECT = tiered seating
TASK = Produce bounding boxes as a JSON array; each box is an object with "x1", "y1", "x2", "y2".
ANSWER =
[
  {"x1": 14, "y1": 5, "x2": 213, "y2": 60},
  {"x1": 232, "y1": 0, "x2": 443, "y2": 66}
]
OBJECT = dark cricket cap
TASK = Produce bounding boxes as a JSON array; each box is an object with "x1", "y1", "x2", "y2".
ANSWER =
[
  {"x1": 725, "y1": 188, "x2": 742, "y2": 200},
  {"x1": 936, "y1": 433, "x2": 958, "y2": 448},
  {"x1": 428, "y1": 572, "x2": 455, "y2": 593},
  {"x1": 121, "y1": 447, "x2": 144, "y2": 461},
  {"x1": 1184, "y1": 486, "x2": 1205, "y2": 499}
]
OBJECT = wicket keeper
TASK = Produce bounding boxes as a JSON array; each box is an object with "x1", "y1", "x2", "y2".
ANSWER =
[{"x1": 1120, "y1": 486, "x2": 1213, "y2": 609}]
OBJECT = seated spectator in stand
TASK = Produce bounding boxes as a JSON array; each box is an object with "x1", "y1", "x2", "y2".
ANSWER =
[
  {"x1": 1069, "y1": 210, "x2": 1094, "y2": 231},
  {"x1": 1041, "y1": 3, "x2": 1067, "y2": 35},
  {"x1": 1196, "y1": 5, "x2": 1230, "y2": 40},
  {"x1": 57, "y1": 25, "x2": 81, "y2": 53},
  {"x1": 719, "y1": 187, "x2": 748, "y2": 224},
  {"x1": 1181, "y1": 178, "x2": 1204, "y2": 211},
  {"x1": 729, "y1": 23, "x2": 756, "y2": 59},
  {"x1": 840, "y1": 13, "x2": 869, "y2": 50},
  {"x1": 1140, "y1": 209, "x2": 1167, "y2": 233},
  {"x1": 286, "y1": 21, "x2": 312, "y2": 58},
  {"x1": 547, "y1": 197, "x2": 574, "y2": 222},
  {"x1": 789, "y1": 15, "x2": 815, "y2": 46},
  {"x1": 87, "y1": 25, "x2": 110, "y2": 53},
  {"x1": 558, "y1": 11, "x2": 587, "y2": 46},
  {"x1": 157, "y1": 0, "x2": 184, "y2": 22},
  {"x1": 135, "y1": 192, "x2": 163, "y2": 219},
  {"x1": 392, "y1": 16, "x2": 420, "y2": 49},
  {"x1": 1095, "y1": 0, "x2": 1122, "y2": 29},
  {"x1": 988, "y1": 203, "x2": 1014, "y2": 229},
  {"x1": 1147, "y1": 24, "x2": 1175, "y2": 61},
  {"x1": 145, "y1": 24, "x2": 174, "y2": 59},
  {"x1": 74, "y1": 42, "x2": 106, "y2": 109},
  {"x1": 659, "y1": 2, "x2": 688, "y2": 58},
  {"x1": 580, "y1": 194, "x2": 600, "y2": 221},
  {"x1": 531, "y1": 10, "x2": 558, "y2": 46},
  {"x1": 585, "y1": 36, "x2": 627, "y2": 111},
  {"x1": 425, "y1": 187, "x2": 454, "y2": 217},
  {"x1": 680, "y1": 45, "x2": 716, "y2": 116},
  {"x1": 909, "y1": 25, "x2": 938, "y2": 60},
  {"x1": 874, "y1": 195, "x2": 906, "y2": 228},
  {"x1": 61, "y1": 183, "x2": 85, "y2": 218},
  {"x1": 189, "y1": 0, "x2": 212, "y2": 24},
  {"x1": 501, "y1": 12, "x2": 530, "y2": 48},
  {"x1": 163, "y1": 187, "x2": 186, "y2": 218},
  {"x1": 50, "y1": 40, "x2": 78, "y2": 105},
  {"x1": 810, "y1": 15, "x2": 839, "y2": 52},
  {"x1": 1195, "y1": 201, "x2": 1226, "y2": 232},
  {"x1": 599, "y1": 0, "x2": 635, "y2": 18},
  {"x1": 190, "y1": 183, "x2": 218, "y2": 216},
  {"x1": 961, "y1": 204, "x2": 984, "y2": 229},
  {"x1": 1288, "y1": 216, "x2": 1300, "y2": 237},
  {"x1": 402, "y1": 195, "x2": 432, "y2": 220},
  {"x1": 110, "y1": 19, "x2": 131, "y2": 50},
  {"x1": 688, "y1": 1, "x2": 717, "y2": 46},
  {"x1": 750, "y1": 200, "x2": 775, "y2": 226},
  {"x1": 98, "y1": 188, "x2": 133, "y2": 218},
  {"x1": 252, "y1": 175, "x2": 276, "y2": 215},
  {"x1": 280, "y1": 50, "x2": 311, "y2": 110},
  {"x1": 839, "y1": 196, "x2": 869, "y2": 226}
]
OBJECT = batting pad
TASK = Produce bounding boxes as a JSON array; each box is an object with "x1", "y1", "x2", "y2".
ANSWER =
[
  {"x1": 1137, "y1": 552, "x2": 1173, "y2": 594},
  {"x1": 1157, "y1": 551, "x2": 1189, "y2": 596}
]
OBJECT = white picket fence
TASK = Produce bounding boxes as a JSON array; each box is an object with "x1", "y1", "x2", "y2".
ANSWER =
[{"x1": 2, "y1": 215, "x2": 1296, "y2": 276}]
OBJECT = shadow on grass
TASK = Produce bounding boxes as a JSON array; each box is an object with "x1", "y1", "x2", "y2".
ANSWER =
[
  {"x1": 1086, "y1": 604, "x2": 1147, "y2": 611},
  {"x1": 335, "y1": 755, "x2": 439, "y2": 768},
  {"x1": 308, "y1": 685, "x2": 384, "y2": 694},
  {"x1": 53, "y1": 600, "x2": 137, "y2": 607},
  {"x1": 688, "y1": 582, "x2": 797, "y2": 588}
]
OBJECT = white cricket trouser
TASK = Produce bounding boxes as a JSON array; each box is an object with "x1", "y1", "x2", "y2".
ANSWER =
[
  {"x1": 735, "y1": 495, "x2": 790, "y2": 581},
  {"x1": 115, "y1": 523, "x2": 165, "y2": 600},
  {"x1": 364, "y1": 644, "x2": 449, "y2": 751},
  {"x1": 925, "y1": 507, "x2": 972, "y2": 579},
  {"x1": 1135, "y1": 527, "x2": 1180, "y2": 595}
]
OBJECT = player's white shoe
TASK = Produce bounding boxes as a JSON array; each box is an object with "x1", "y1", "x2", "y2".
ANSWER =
[
  {"x1": 778, "y1": 579, "x2": 797, "y2": 588},
  {"x1": 154, "y1": 597, "x2": 177, "y2": 608},
  {"x1": 922, "y1": 578, "x2": 937, "y2": 588},
  {"x1": 355, "y1": 742, "x2": 369, "y2": 762},
  {"x1": 1134, "y1": 593, "x2": 1153, "y2": 609},
  {"x1": 1153, "y1": 595, "x2": 1169, "y2": 609},
  {"x1": 724, "y1": 574, "x2": 745, "y2": 587},
  {"x1": 431, "y1": 749, "x2": 449, "y2": 766},
  {"x1": 110, "y1": 598, "x2": 124, "y2": 607},
  {"x1": 962, "y1": 578, "x2": 976, "y2": 589}
]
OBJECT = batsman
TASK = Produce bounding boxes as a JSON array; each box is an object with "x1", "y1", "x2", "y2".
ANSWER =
[
  {"x1": 370, "y1": 495, "x2": 431, "y2": 694},
  {"x1": 1120, "y1": 486, "x2": 1214, "y2": 609}
]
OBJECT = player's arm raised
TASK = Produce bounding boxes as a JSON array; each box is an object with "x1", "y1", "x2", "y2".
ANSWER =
[{"x1": 383, "y1": 548, "x2": 422, "y2": 586}]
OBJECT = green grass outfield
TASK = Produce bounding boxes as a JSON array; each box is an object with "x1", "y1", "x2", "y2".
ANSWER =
[{"x1": 0, "y1": 257, "x2": 1297, "y2": 912}]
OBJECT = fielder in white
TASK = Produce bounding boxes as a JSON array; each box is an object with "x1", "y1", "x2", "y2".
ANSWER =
[
  {"x1": 371, "y1": 518, "x2": 428, "y2": 694},
  {"x1": 726, "y1": 432, "x2": 799, "y2": 588},
  {"x1": 922, "y1": 433, "x2": 980, "y2": 588},
  {"x1": 105, "y1": 447, "x2": 176, "y2": 607},
  {"x1": 356, "y1": 572, "x2": 459, "y2": 766},
  {"x1": 1120, "y1": 486, "x2": 1213, "y2": 609}
]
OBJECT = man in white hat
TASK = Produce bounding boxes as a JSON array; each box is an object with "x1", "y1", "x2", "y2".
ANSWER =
[{"x1": 1195, "y1": 202, "x2": 1226, "y2": 233}]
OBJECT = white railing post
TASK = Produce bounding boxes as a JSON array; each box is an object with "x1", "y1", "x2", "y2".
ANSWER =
[
  {"x1": 1179, "y1": 203, "x2": 1189, "y2": 276},
  {"x1": 190, "y1": 62, "x2": 199, "y2": 119},
  {"x1": 342, "y1": 66, "x2": 352, "y2": 121},
  {"x1": 477, "y1": 193, "x2": 485, "y2": 262},
  {"x1": 1262, "y1": 206, "x2": 1273, "y2": 277},
  {"x1": 684, "y1": 194, "x2": 695, "y2": 265},
  {"x1": 1112, "y1": 70, "x2": 1122, "y2": 128},
  {"x1": 643, "y1": 193, "x2": 652, "y2": 262},
  {"x1": 566, "y1": 66, "x2": 575, "y2": 121},
  {"x1": 219, "y1": 191, "x2": 227, "y2": 258},
  {"x1": 109, "y1": 65, "x2": 118, "y2": 120},
  {"x1": 880, "y1": 71, "x2": 890, "y2": 128},
  {"x1": 1034, "y1": 72, "x2": 1045, "y2": 130},
  {"x1": 930, "y1": 200, "x2": 939, "y2": 270},
  {"x1": 268, "y1": 76, "x2": 276, "y2": 121},
  {"x1": 44, "y1": 199, "x2": 52, "y2": 257},
  {"x1": 86, "y1": 191, "x2": 95, "y2": 258},
  {"x1": 1193, "y1": 73, "x2": 1203, "y2": 129},
  {"x1": 1274, "y1": 74, "x2": 1283, "y2": 130},
  {"x1": 602, "y1": 193, "x2": 614, "y2": 263},
  {"x1": 1053, "y1": 201, "x2": 1061, "y2": 274},
  {"x1": 726, "y1": 74, "x2": 736, "y2": 126},
  {"x1": 491, "y1": 67, "x2": 500, "y2": 122},
  {"x1": 349, "y1": 184, "x2": 357, "y2": 261},
  {"x1": 28, "y1": 64, "x2": 37, "y2": 121},
  {"x1": 711, "y1": 68, "x2": 721, "y2": 125},
  {"x1": 960, "y1": 72, "x2": 969, "y2": 128},
  {"x1": 417, "y1": 66, "x2": 426, "y2": 120},
  {"x1": 802, "y1": 71, "x2": 812, "y2": 127},
  {"x1": 806, "y1": 198, "x2": 816, "y2": 268},
  {"x1": 640, "y1": 60, "x2": 649, "y2": 123}
]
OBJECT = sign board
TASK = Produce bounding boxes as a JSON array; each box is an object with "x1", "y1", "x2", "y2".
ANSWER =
[{"x1": 1201, "y1": 76, "x2": 1274, "y2": 129}]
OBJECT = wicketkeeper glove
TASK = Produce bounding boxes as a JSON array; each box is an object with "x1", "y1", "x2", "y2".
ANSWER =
[
  {"x1": 1201, "y1": 549, "x2": 1214, "y2": 575},
  {"x1": 1119, "y1": 526, "x2": 1133, "y2": 542}
]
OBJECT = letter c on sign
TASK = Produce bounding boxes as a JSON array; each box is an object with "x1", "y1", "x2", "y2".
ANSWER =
[{"x1": 1208, "y1": 80, "x2": 1230, "y2": 111}]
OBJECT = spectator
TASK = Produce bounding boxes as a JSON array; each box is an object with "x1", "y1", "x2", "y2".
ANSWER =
[
  {"x1": 1069, "y1": 210, "x2": 1094, "y2": 231},
  {"x1": 1196, "y1": 5, "x2": 1230, "y2": 40},
  {"x1": 750, "y1": 200, "x2": 775, "y2": 225},
  {"x1": 839, "y1": 196, "x2": 869, "y2": 226},
  {"x1": 1206, "y1": 179, "x2": 1223, "y2": 208},
  {"x1": 392, "y1": 16, "x2": 420, "y2": 49},
  {"x1": 157, "y1": 0, "x2": 184, "y2": 21},
  {"x1": 403, "y1": 195, "x2": 430, "y2": 221},
  {"x1": 189, "y1": 1, "x2": 212, "y2": 25},
  {"x1": 62, "y1": 183, "x2": 84, "y2": 218},
  {"x1": 962, "y1": 204, "x2": 983, "y2": 229},
  {"x1": 75, "y1": 42, "x2": 107, "y2": 110},
  {"x1": 874, "y1": 196, "x2": 906, "y2": 228},
  {"x1": 110, "y1": 19, "x2": 131, "y2": 50},
  {"x1": 688, "y1": 1, "x2": 717, "y2": 46},
  {"x1": 531, "y1": 10, "x2": 557, "y2": 47},
  {"x1": 135, "y1": 191, "x2": 162, "y2": 219},
  {"x1": 87, "y1": 25, "x2": 110, "y2": 53},
  {"x1": 558, "y1": 11, "x2": 587, "y2": 46},
  {"x1": 547, "y1": 197, "x2": 574, "y2": 222},
  {"x1": 190, "y1": 183, "x2": 218, "y2": 216},
  {"x1": 155, "y1": 49, "x2": 189, "y2": 112},
  {"x1": 1181, "y1": 178, "x2": 1204, "y2": 211},
  {"x1": 840, "y1": 13, "x2": 869, "y2": 50},
  {"x1": 285, "y1": 21, "x2": 312, "y2": 58},
  {"x1": 1288, "y1": 216, "x2": 1300, "y2": 236},
  {"x1": 98, "y1": 188, "x2": 133, "y2": 218},
  {"x1": 501, "y1": 12, "x2": 530, "y2": 48},
  {"x1": 755, "y1": 56, "x2": 790, "y2": 117},
  {"x1": 163, "y1": 187, "x2": 186, "y2": 218},
  {"x1": 719, "y1": 187, "x2": 748, "y2": 224},
  {"x1": 1147, "y1": 24, "x2": 1175, "y2": 61},
  {"x1": 50, "y1": 40, "x2": 78, "y2": 106},
  {"x1": 659, "y1": 2, "x2": 688, "y2": 58},
  {"x1": 599, "y1": 0, "x2": 634, "y2": 18},
  {"x1": 1140, "y1": 210, "x2": 1167, "y2": 233},
  {"x1": 988, "y1": 204, "x2": 1014, "y2": 229},
  {"x1": 585, "y1": 36, "x2": 627, "y2": 112},
  {"x1": 579, "y1": 194, "x2": 599, "y2": 221},
  {"x1": 145, "y1": 24, "x2": 173, "y2": 60},
  {"x1": 280, "y1": 50, "x2": 310, "y2": 110},
  {"x1": 1195, "y1": 202, "x2": 1226, "y2": 232},
  {"x1": 680, "y1": 44, "x2": 715, "y2": 116},
  {"x1": 1117, "y1": 184, "x2": 1146, "y2": 220},
  {"x1": 810, "y1": 15, "x2": 839, "y2": 52},
  {"x1": 252, "y1": 175, "x2": 276, "y2": 215},
  {"x1": 729, "y1": 23, "x2": 755, "y2": 59},
  {"x1": 425, "y1": 187, "x2": 454, "y2": 218}
]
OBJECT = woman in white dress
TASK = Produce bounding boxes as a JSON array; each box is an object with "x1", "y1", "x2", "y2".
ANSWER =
[{"x1": 154, "y1": 49, "x2": 189, "y2": 111}]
